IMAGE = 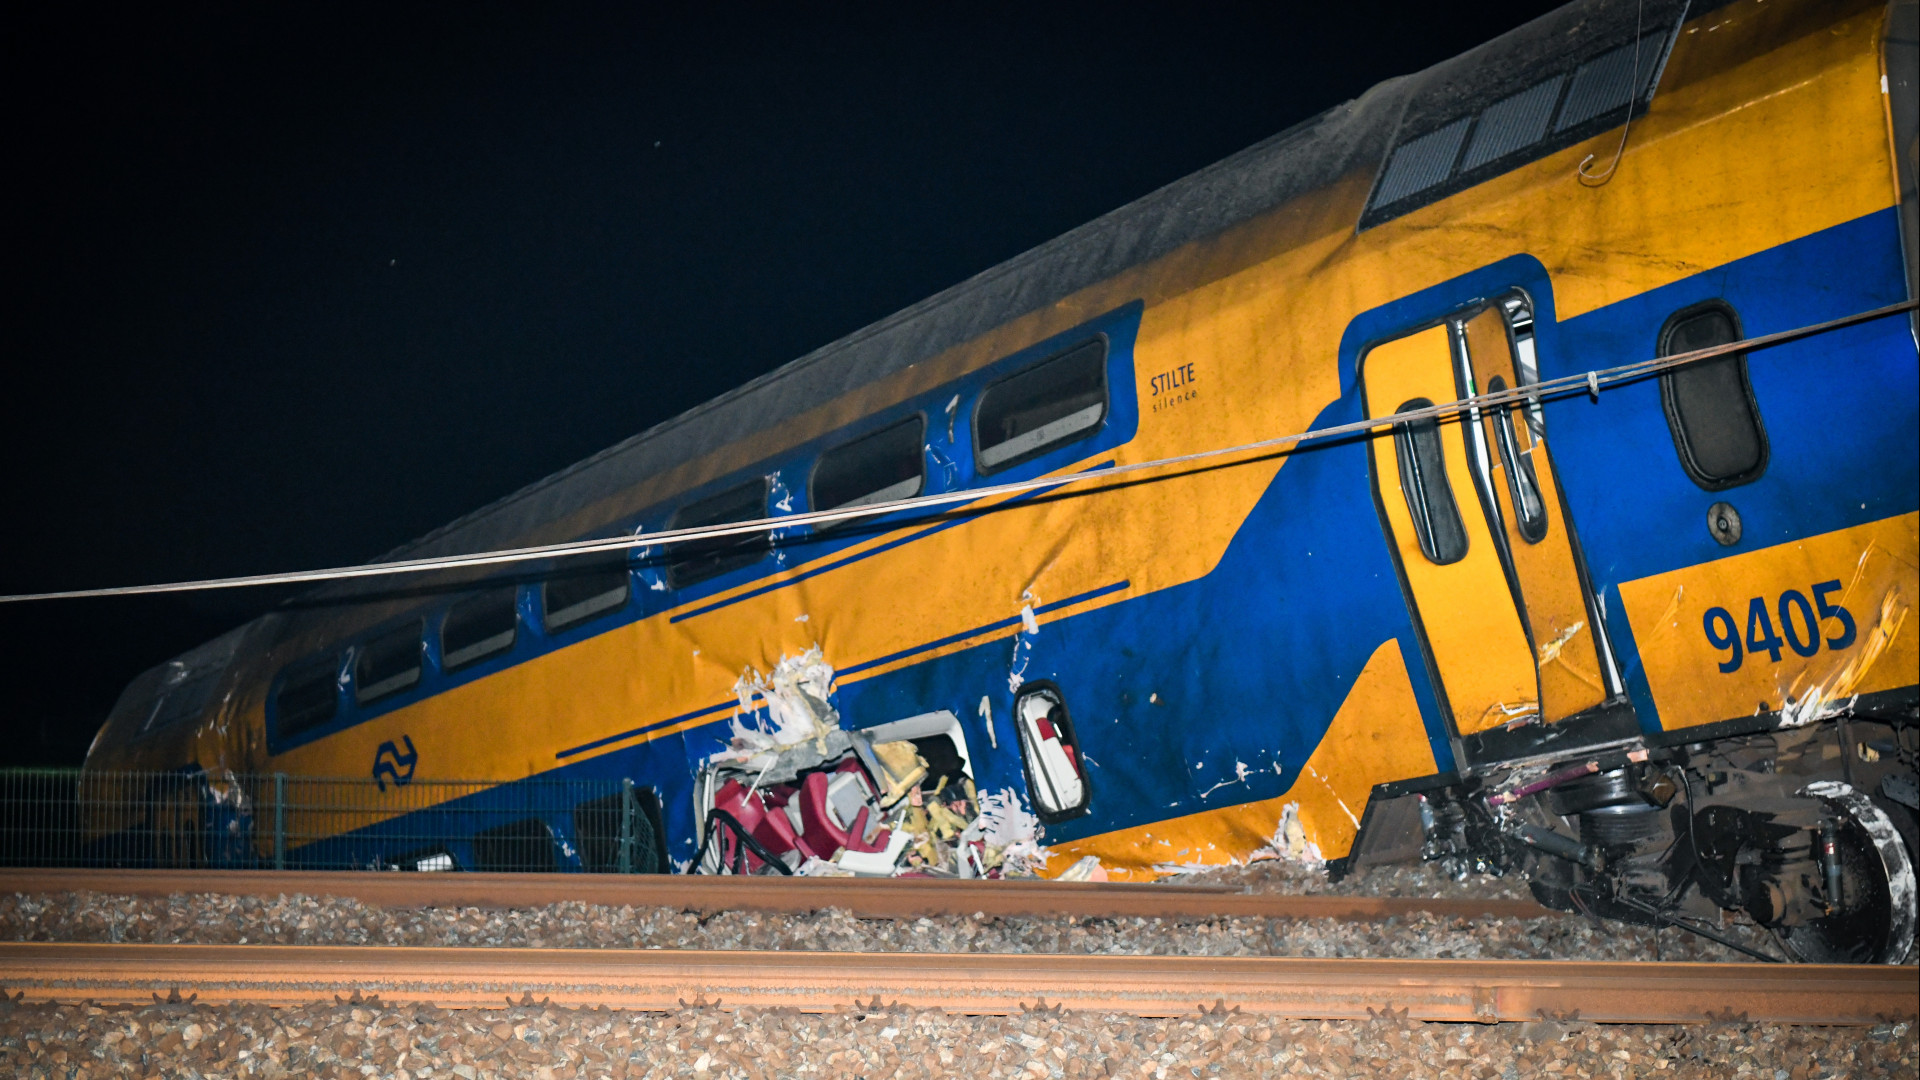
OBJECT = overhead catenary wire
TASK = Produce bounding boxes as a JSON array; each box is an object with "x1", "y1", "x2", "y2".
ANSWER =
[{"x1": 2, "y1": 298, "x2": 1912, "y2": 605}]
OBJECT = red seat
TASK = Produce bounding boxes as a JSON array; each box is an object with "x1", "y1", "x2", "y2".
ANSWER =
[
  {"x1": 795, "y1": 769, "x2": 891, "y2": 855},
  {"x1": 711, "y1": 779, "x2": 812, "y2": 870}
]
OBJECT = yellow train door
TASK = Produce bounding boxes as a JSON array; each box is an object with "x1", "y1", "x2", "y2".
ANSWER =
[{"x1": 1361, "y1": 297, "x2": 1610, "y2": 742}]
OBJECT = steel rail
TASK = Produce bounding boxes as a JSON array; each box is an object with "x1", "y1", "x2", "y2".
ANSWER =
[
  {"x1": 0, "y1": 868, "x2": 1562, "y2": 921},
  {"x1": 0, "y1": 942, "x2": 1911, "y2": 1023}
]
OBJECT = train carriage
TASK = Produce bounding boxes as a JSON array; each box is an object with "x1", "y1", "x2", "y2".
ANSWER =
[{"x1": 84, "y1": 0, "x2": 1919, "y2": 962}]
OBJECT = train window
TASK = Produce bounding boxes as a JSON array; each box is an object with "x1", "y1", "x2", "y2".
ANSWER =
[
  {"x1": 810, "y1": 416, "x2": 926, "y2": 527},
  {"x1": 543, "y1": 559, "x2": 631, "y2": 632},
  {"x1": 1011, "y1": 682, "x2": 1090, "y2": 823},
  {"x1": 1393, "y1": 398, "x2": 1469, "y2": 565},
  {"x1": 667, "y1": 480, "x2": 769, "y2": 589},
  {"x1": 1658, "y1": 303, "x2": 1767, "y2": 490},
  {"x1": 1484, "y1": 375, "x2": 1547, "y2": 544},
  {"x1": 974, "y1": 338, "x2": 1108, "y2": 473},
  {"x1": 275, "y1": 658, "x2": 339, "y2": 738},
  {"x1": 442, "y1": 588, "x2": 518, "y2": 671},
  {"x1": 354, "y1": 622, "x2": 423, "y2": 706}
]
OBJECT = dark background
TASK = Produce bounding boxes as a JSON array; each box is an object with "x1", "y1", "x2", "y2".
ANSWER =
[{"x1": 2, "y1": 2, "x2": 1566, "y2": 766}]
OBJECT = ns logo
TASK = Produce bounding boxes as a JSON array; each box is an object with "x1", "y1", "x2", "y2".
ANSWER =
[{"x1": 372, "y1": 735, "x2": 418, "y2": 791}]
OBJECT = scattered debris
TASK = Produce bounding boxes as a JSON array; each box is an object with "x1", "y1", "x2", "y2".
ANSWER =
[{"x1": 698, "y1": 648, "x2": 1050, "y2": 879}]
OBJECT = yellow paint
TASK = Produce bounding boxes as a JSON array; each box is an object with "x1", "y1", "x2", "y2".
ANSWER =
[
  {"x1": 1361, "y1": 325, "x2": 1538, "y2": 736},
  {"x1": 1045, "y1": 638, "x2": 1437, "y2": 876},
  {"x1": 1619, "y1": 513, "x2": 1918, "y2": 731},
  {"x1": 1460, "y1": 308, "x2": 1608, "y2": 722}
]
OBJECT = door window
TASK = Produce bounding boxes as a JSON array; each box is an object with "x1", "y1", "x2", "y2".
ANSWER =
[
  {"x1": 1392, "y1": 399, "x2": 1469, "y2": 565},
  {"x1": 1484, "y1": 375, "x2": 1548, "y2": 543}
]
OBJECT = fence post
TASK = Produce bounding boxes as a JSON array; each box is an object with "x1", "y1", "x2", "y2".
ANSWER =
[
  {"x1": 618, "y1": 778, "x2": 635, "y2": 874},
  {"x1": 273, "y1": 773, "x2": 286, "y2": 871}
]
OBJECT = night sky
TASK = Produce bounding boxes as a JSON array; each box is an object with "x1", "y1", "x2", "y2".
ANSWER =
[{"x1": 2, "y1": 3, "x2": 1567, "y2": 766}]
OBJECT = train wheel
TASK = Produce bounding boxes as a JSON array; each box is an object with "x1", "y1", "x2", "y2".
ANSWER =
[{"x1": 1774, "y1": 782, "x2": 1916, "y2": 965}]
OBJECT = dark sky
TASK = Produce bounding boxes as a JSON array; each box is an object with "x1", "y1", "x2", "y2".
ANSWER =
[{"x1": 1, "y1": 2, "x2": 1567, "y2": 766}]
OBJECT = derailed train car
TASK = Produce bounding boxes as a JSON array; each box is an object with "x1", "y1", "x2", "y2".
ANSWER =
[{"x1": 84, "y1": 0, "x2": 1918, "y2": 961}]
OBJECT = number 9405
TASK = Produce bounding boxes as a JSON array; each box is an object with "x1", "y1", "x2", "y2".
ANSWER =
[{"x1": 1702, "y1": 580, "x2": 1856, "y2": 674}]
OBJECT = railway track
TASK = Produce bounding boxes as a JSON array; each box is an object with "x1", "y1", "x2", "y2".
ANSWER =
[
  {"x1": 0, "y1": 867, "x2": 1559, "y2": 921},
  {"x1": 1, "y1": 942, "x2": 1911, "y2": 1024}
]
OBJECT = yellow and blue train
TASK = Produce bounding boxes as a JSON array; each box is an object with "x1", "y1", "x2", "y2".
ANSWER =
[{"x1": 86, "y1": 0, "x2": 1918, "y2": 961}]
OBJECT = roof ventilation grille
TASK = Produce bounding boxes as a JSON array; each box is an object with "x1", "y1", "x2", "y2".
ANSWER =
[{"x1": 1360, "y1": 18, "x2": 1680, "y2": 230}]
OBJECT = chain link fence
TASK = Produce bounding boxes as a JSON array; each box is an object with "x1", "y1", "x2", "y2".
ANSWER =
[{"x1": 0, "y1": 768, "x2": 665, "y2": 874}]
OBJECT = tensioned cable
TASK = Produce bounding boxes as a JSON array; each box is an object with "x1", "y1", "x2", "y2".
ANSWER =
[{"x1": 3, "y1": 298, "x2": 1912, "y2": 605}]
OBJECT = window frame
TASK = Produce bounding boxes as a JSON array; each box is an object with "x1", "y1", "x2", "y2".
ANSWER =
[
  {"x1": 807, "y1": 413, "x2": 929, "y2": 529},
  {"x1": 273, "y1": 654, "x2": 342, "y2": 741},
  {"x1": 542, "y1": 559, "x2": 634, "y2": 633},
  {"x1": 354, "y1": 619, "x2": 425, "y2": 707},
  {"x1": 1482, "y1": 373, "x2": 1548, "y2": 545},
  {"x1": 1656, "y1": 300, "x2": 1769, "y2": 492},
  {"x1": 666, "y1": 478, "x2": 772, "y2": 590},
  {"x1": 1010, "y1": 680, "x2": 1092, "y2": 825},
  {"x1": 1392, "y1": 398, "x2": 1470, "y2": 566},
  {"x1": 971, "y1": 336, "x2": 1111, "y2": 476},
  {"x1": 441, "y1": 587, "x2": 521, "y2": 672}
]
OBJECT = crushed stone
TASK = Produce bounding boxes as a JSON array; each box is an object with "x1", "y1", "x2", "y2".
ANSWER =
[
  {"x1": 0, "y1": 996, "x2": 1909, "y2": 1079},
  {"x1": 4, "y1": 885, "x2": 1783, "y2": 962}
]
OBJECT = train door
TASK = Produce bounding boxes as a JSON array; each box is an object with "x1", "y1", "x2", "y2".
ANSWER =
[{"x1": 1361, "y1": 295, "x2": 1612, "y2": 743}]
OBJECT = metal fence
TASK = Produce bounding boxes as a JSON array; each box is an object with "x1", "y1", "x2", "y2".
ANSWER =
[{"x1": 0, "y1": 768, "x2": 665, "y2": 874}]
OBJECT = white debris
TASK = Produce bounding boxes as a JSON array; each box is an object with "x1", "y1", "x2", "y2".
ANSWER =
[
  {"x1": 966, "y1": 787, "x2": 1048, "y2": 876},
  {"x1": 1054, "y1": 855, "x2": 1107, "y2": 882},
  {"x1": 1197, "y1": 760, "x2": 1253, "y2": 799},
  {"x1": 794, "y1": 856, "x2": 854, "y2": 877},
  {"x1": 836, "y1": 831, "x2": 913, "y2": 876},
  {"x1": 1249, "y1": 802, "x2": 1324, "y2": 867},
  {"x1": 732, "y1": 645, "x2": 839, "y2": 747}
]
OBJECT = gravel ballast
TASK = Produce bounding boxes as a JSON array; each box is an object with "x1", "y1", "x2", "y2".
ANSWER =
[
  {"x1": 2, "y1": 997, "x2": 1910, "y2": 1079},
  {"x1": 2, "y1": 888, "x2": 1780, "y2": 962},
  {"x1": 1, "y1": 861, "x2": 1813, "y2": 962}
]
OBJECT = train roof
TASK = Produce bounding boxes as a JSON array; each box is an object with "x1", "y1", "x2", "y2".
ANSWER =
[{"x1": 364, "y1": 0, "x2": 1686, "y2": 574}]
